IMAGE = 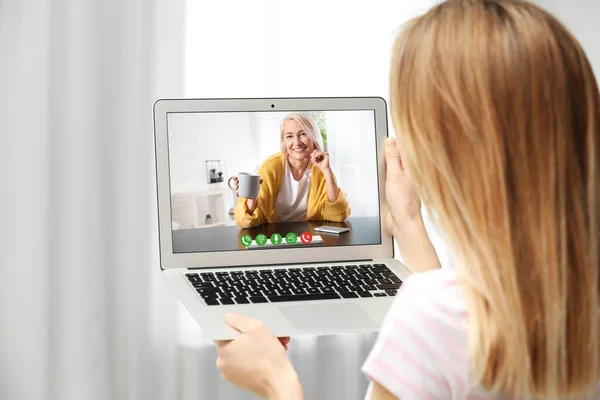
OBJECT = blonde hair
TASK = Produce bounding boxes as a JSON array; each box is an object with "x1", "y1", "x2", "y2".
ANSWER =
[
  {"x1": 390, "y1": 0, "x2": 599, "y2": 398},
  {"x1": 279, "y1": 112, "x2": 324, "y2": 155}
]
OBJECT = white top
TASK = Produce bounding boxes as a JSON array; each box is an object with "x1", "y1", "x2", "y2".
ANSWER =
[
  {"x1": 272, "y1": 160, "x2": 311, "y2": 223},
  {"x1": 362, "y1": 268, "x2": 600, "y2": 400}
]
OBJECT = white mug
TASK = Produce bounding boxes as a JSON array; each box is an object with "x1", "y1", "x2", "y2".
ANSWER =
[{"x1": 228, "y1": 173, "x2": 260, "y2": 199}]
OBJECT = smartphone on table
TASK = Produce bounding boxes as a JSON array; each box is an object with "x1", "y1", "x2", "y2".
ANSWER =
[{"x1": 314, "y1": 225, "x2": 350, "y2": 234}]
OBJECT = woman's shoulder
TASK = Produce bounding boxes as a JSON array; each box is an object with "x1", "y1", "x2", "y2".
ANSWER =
[
  {"x1": 402, "y1": 267, "x2": 462, "y2": 295},
  {"x1": 258, "y1": 152, "x2": 285, "y2": 174},
  {"x1": 362, "y1": 267, "x2": 470, "y2": 399},
  {"x1": 398, "y1": 267, "x2": 460, "y2": 295},
  {"x1": 395, "y1": 268, "x2": 468, "y2": 325}
]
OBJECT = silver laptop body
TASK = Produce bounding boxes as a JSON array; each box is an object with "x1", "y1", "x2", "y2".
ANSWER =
[{"x1": 153, "y1": 97, "x2": 412, "y2": 340}]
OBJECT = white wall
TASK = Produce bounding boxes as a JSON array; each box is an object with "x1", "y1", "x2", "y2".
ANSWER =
[
  {"x1": 252, "y1": 112, "x2": 285, "y2": 164},
  {"x1": 168, "y1": 112, "x2": 256, "y2": 192},
  {"x1": 168, "y1": 113, "x2": 259, "y2": 227},
  {"x1": 324, "y1": 111, "x2": 379, "y2": 218},
  {"x1": 185, "y1": 0, "x2": 435, "y2": 99}
]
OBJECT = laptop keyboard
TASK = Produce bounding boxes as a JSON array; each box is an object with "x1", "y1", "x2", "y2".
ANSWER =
[{"x1": 185, "y1": 263, "x2": 402, "y2": 306}]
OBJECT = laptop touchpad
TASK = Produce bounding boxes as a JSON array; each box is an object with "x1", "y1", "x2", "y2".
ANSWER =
[{"x1": 279, "y1": 303, "x2": 377, "y2": 332}]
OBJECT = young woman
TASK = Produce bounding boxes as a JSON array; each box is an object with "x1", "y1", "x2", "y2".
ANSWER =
[
  {"x1": 232, "y1": 112, "x2": 351, "y2": 228},
  {"x1": 215, "y1": 0, "x2": 600, "y2": 398}
]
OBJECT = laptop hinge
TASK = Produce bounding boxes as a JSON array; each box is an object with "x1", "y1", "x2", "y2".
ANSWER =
[{"x1": 187, "y1": 258, "x2": 374, "y2": 270}]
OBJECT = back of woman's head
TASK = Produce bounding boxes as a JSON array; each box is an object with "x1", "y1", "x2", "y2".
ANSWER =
[{"x1": 390, "y1": 0, "x2": 599, "y2": 397}]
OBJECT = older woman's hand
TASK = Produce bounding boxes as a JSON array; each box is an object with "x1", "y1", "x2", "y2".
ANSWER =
[
  {"x1": 230, "y1": 176, "x2": 263, "y2": 198},
  {"x1": 215, "y1": 313, "x2": 303, "y2": 400},
  {"x1": 310, "y1": 149, "x2": 330, "y2": 173}
]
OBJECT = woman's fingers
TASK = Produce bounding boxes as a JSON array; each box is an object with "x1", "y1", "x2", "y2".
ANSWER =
[
  {"x1": 385, "y1": 212, "x2": 398, "y2": 236},
  {"x1": 384, "y1": 137, "x2": 422, "y2": 220},
  {"x1": 310, "y1": 150, "x2": 327, "y2": 164},
  {"x1": 385, "y1": 137, "x2": 404, "y2": 182}
]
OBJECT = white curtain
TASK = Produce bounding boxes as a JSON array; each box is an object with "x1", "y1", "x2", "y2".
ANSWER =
[
  {"x1": 0, "y1": 1, "x2": 185, "y2": 399},
  {"x1": 0, "y1": 1, "x2": 447, "y2": 400}
]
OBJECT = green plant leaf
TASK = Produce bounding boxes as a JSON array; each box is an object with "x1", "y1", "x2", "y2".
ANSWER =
[{"x1": 308, "y1": 111, "x2": 328, "y2": 151}]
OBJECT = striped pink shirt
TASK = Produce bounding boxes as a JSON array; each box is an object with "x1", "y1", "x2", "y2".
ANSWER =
[{"x1": 361, "y1": 268, "x2": 600, "y2": 400}]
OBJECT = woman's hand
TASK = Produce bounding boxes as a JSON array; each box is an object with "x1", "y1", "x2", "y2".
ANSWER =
[
  {"x1": 384, "y1": 136, "x2": 422, "y2": 234},
  {"x1": 231, "y1": 176, "x2": 263, "y2": 214},
  {"x1": 384, "y1": 136, "x2": 442, "y2": 272},
  {"x1": 310, "y1": 149, "x2": 330, "y2": 173},
  {"x1": 215, "y1": 313, "x2": 303, "y2": 400},
  {"x1": 230, "y1": 176, "x2": 264, "y2": 198},
  {"x1": 310, "y1": 150, "x2": 342, "y2": 202}
]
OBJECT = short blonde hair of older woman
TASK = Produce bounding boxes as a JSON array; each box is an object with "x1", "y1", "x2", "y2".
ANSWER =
[{"x1": 279, "y1": 112, "x2": 324, "y2": 156}]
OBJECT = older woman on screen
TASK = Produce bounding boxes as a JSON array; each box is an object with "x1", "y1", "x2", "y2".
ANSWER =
[{"x1": 232, "y1": 112, "x2": 351, "y2": 228}]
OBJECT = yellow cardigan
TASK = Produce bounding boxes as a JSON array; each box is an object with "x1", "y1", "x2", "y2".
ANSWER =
[{"x1": 235, "y1": 152, "x2": 351, "y2": 228}]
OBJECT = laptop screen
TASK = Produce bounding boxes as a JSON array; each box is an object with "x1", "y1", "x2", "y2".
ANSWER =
[{"x1": 167, "y1": 110, "x2": 381, "y2": 254}]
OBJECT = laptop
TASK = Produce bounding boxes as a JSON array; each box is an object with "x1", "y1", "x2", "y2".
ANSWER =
[{"x1": 153, "y1": 97, "x2": 412, "y2": 340}]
